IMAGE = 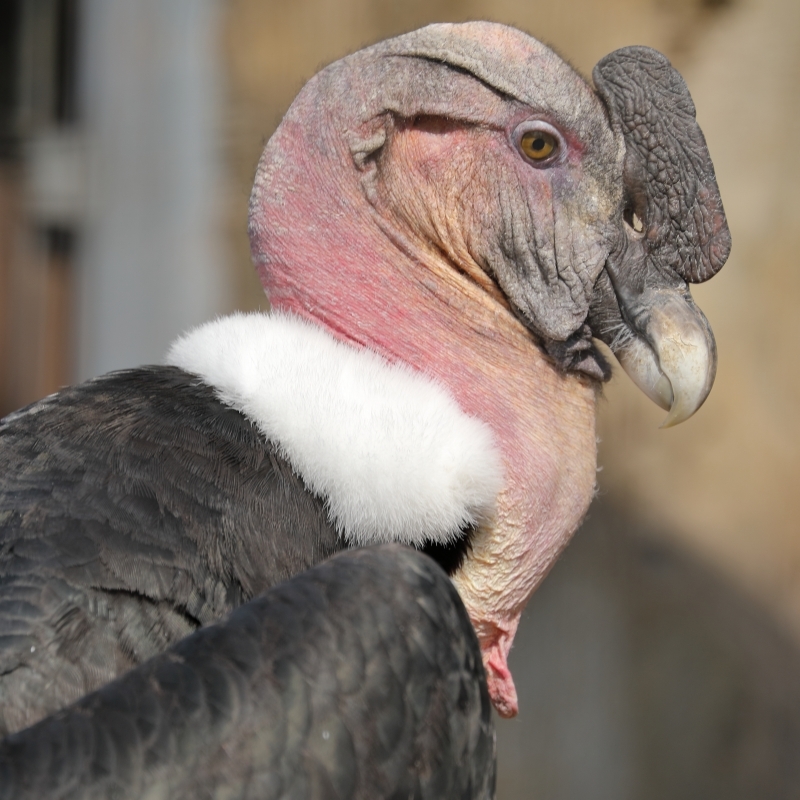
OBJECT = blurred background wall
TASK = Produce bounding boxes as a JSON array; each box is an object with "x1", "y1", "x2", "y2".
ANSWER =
[
  {"x1": 1, "y1": 0, "x2": 798, "y2": 797},
  {"x1": 0, "y1": 0, "x2": 228, "y2": 407}
]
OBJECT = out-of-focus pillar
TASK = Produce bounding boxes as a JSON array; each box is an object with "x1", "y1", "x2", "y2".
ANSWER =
[{"x1": 77, "y1": 0, "x2": 229, "y2": 380}]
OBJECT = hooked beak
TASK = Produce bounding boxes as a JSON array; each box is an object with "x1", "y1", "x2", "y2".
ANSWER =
[{"x1": 611, "y1": 288, "x2": 717, "y2": 427}]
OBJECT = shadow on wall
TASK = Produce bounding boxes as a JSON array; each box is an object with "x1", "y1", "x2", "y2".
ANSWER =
[{"x1": 497, "y1": 499, "x2": 800, "y2": 800}]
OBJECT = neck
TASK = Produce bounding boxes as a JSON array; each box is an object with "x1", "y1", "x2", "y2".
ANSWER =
[{"x1": 250, "y1": 114, "x2": 599, "y2": 717}]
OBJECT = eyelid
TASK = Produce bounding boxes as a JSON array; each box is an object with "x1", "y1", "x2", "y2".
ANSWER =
[{"x1": 512, "y1": 120, "x2": 565, "y2": 165}]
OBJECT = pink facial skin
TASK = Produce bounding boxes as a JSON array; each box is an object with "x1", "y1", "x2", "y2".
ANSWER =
[{"x1": 250, "y1": 23, "x2": 609, "y2": 717}]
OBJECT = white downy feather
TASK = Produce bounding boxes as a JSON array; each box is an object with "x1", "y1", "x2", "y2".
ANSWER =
[{"x1": 167, "y1": 312, "x2": 503, "y2": 546}]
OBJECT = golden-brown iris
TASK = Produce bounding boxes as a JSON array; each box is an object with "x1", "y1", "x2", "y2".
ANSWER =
[{"x1": 520, "y1": 129, "x2": 558, "y2": 161}]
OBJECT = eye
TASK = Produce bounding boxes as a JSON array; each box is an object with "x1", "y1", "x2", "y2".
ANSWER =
[
  {"x1": 515, "y1": 122, "x2": 562, "y2": 164},
  {"x1": 520, "y1": 130, "x2": 557, "y2": 160}
]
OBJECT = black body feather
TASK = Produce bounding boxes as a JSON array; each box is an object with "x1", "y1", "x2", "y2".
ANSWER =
[
  {"x1": 0, "y1": 545, "x2": 496, "y2": 799},
  {"x1": 0, "y1": 366, "x2": 344, "y2": 735}
]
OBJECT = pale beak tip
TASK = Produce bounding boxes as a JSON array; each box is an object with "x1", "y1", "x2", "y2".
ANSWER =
[
  {"x1": 622, "y1": 294, "x2": 716, "y2": 429},
  {"x1": 659, "y1": 405, "x2": 689, "y2": 429},
  {"x1": 658, "y1": 379, "x2": 711, "y2": 428}
]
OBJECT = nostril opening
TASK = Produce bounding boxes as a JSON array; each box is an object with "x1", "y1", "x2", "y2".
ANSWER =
[{"x1": 624, "y1": 207, "x2": 644, "y2": 234}]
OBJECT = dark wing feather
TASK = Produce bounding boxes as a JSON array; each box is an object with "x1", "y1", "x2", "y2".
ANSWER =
[
  {"x1": 0, "y1": 367, "x2": 344, "y2": 734},
  {"x1": 0, "y1": 545, "x2": 496, "y2": 800}
]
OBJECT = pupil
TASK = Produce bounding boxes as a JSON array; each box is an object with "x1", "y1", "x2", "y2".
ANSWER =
[{"x1": 533, "y1": 137, "x2": 545, "y2": 150}]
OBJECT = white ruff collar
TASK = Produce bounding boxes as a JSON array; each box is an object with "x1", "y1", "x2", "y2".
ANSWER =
[{"x1": 167, "y1": 312, "x2": 503, "y2": 547}]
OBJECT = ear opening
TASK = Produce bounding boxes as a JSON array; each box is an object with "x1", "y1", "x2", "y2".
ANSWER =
[{"x1": 347, "y1": 120, "x2": 388, "y2": 171}]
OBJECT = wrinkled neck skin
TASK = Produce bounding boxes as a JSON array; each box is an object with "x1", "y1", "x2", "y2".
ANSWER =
[{"x1": 250, "y1": 107, "x2": 599, "y2": 718}]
